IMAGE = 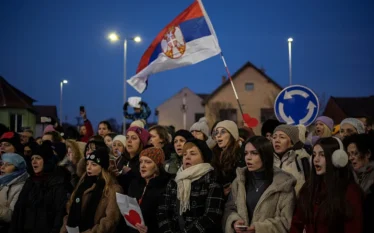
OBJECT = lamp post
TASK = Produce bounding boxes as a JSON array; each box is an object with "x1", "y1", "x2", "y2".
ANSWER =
[
  {"x1": 288, "y1": 37, "x2": 293, "y2": 86},
  {"x1": 108, "y1": 32, "x2": 141, "y2": 134},
  {"x1": 59, "y1": 79, "x2": 68, "y2": 124}
]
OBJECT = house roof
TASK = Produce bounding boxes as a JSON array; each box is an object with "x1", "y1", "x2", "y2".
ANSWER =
[
  {"x1": 203, "y1": 61, "x2": 282, "y2": 104},
  {"x1": 329, "y1": 96, "x2": 374, "y2": 117},
  {"x1": 197, "y1": 94, "x2": 209, "y2": 101},
  {"x1": 34, "y1": 105, "x2": 58, "y2": 123},
  {"x1": 0, "y1": 76, "x2": 36, "y2": 110}
]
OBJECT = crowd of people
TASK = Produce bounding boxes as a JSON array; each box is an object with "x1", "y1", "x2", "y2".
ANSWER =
[{"x1": 0, "y1": 109, "x2": 373, "y2": 233}]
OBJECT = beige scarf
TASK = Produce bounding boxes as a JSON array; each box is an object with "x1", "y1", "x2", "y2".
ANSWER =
[{"x1": 174, "y1": 163, "x2": 214, "y2": 215}]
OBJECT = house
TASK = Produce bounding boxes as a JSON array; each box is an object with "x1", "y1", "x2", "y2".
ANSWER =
[
  {"x1": 323, "y1": 96, "x2": 374, "y2": 126},
  {"x1": 203, "y1": 61, "x2": 283, "y2": 134},
  {"x1": 156, "y1": 87, "x2": 207, "y2": 130},
  {"x1": 0, "y1": 76, "x2": 37, "y2": 133},
  {"x1": 34, "y1": 105, "x2": 58, "y2": 137}
]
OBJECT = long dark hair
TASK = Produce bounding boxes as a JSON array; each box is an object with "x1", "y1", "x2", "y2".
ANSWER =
[
  {"x1": 244, "y1": 136, "x2": 274, "y2": 180},
  {"x1": 211, "y1": 134, "x2": 241, "y2": 175},
  {"x1": 298, "y1": 137, "x2": 355, "y2": 232}
]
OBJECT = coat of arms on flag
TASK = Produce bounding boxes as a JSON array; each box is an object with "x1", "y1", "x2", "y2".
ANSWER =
[{"x1": 127, "y1": 0, "x2": 221, "y2": 93}]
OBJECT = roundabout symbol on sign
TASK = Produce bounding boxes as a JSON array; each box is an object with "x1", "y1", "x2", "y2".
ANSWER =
[{"x1": 274, "y1": 85, "x2": 319, "y2": 126}]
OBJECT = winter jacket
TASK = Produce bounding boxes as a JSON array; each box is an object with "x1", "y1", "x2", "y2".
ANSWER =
[
  {"x1": 223, "y1": 167, "x2": 296, "y2": 233},
  {"x1": 164, "y1": 153, "x2": 182, "y2": 175},
  {"x1": 80, "y1": 119, "x2": 94, "y2": 143},
  {"x1": 364, "y1": 184, "x2": 374, "y2": 233},
  {"x1": 274, "y1": 148, "x2": 310, "y2": 195},
  {"x1": 127, "y1": 174, "x2": 169, "y2": 233},
  {"x1": 117, "y1": 154, "x2": 140, "y2": 194},
  {"x1": 60, "y1": 183, "x2": 123, "y2": 233},
  {"x1": 353, "y1": 161, "x2": 374, "y2": 195},
  {"x1": 157, "y1": 170, "x2": 224, "y2": 233},
  {"x1": 9, "y1": 172, "x2": 69, "y2": 233},
  {"x1": 0, "y1": 172, "x2": 29, "y2": 223},
  {"x1": 290, "y1": 183, "x2": 363, "y2": 233}
]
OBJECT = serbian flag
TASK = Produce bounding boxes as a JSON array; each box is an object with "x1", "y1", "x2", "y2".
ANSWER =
[{"x1": 127, "y1": 0, "x2": 221, "y2": 93}]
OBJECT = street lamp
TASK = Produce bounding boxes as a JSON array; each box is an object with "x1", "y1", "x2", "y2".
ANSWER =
[
  {"x1": 288, "y1": 37, "x2": 293, "y2": 86},
  {"x1": 60, "y1": 79, "x2": 68, "y2": 124},
  {"x1": 108, "y1": 32, "x2": 141, "y2": 134}
]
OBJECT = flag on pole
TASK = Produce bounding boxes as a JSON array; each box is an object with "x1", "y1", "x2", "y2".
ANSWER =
[{"x1": 127, "y1": 0, "x2": 221, "y2": 93}]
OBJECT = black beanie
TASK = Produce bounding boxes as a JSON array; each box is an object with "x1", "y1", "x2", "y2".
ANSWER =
[
  {"x1": 85, "y1": 147, "x2": 109, "y2": 170},
  {"x1": 186, "y1": 138, "x2": 212, "y2": 163},
  {"x1": 0, "y1": 132, "x2": 24, "y2": 155},
  {"x1": 84, "y1": 140, "x2": 108, "y2": 155},
  {"x1": 52, "y1": 142, "x2": 67, "y2": 161},
  {"x1": 173, "y1": 130, "x2": 194, "y2": 142},
  {"x1": 33, "y1": 141, "x2": 58, "y2": 173}
]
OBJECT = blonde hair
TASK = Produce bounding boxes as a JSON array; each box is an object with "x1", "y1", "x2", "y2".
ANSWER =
[
  {"x1": 65, "y1": 139, "x2": 83, "y2": 165},
  {"x1": 67, "y1": 169, "x2": 117, "y2": 211},
  {"x1": 314, "y1": 124, "x2": 332, "y2": 138}
]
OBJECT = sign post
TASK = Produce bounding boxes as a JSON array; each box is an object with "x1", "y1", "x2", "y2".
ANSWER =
[{"x1": 274, "y1": 85, "x2": 319, "y2": 126}]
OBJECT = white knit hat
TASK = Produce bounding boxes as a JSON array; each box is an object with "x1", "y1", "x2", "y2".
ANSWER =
[
  {"x1": 190, "y1": 117, "x2": 210, "y2": 137},
  {"x1": 340, "y1": 118, "x2": 365, "y2": 134},
  {"x1": 214, "y1": 120, "x2": 239, "y2": 141},
  {"x1": 130, "y1": 120, "x2": 145, "y2": 129},
  {"x1": 113, "y1": 135, "x2": 126, "y2": 147}
]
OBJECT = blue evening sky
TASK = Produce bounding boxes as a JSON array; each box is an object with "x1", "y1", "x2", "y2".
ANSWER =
[{"x1": 1, "y1": 0, "x2": 373, "y2": 129}]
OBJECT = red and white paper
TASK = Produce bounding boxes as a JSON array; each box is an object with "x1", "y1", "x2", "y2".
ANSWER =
[{"x1": 116, "y1": 192, "x2": 144, "y2": 229}]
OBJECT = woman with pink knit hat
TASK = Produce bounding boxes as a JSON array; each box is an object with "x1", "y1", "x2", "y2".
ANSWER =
[{"x1": 116, "y1": 126, "x2": 151, "y2": 193}]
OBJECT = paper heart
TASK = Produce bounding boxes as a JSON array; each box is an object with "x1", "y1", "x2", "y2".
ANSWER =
[
  {"x1": 242, "y1": 113, "x2": 259, "y2": 128},
  {"x1": 124, "y1": 209, "x2": 141, "y2": 226}
]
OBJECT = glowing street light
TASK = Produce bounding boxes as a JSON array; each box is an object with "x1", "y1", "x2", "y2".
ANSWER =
[
  {"x1": 108, "y1": 33, "x2": 119, "y2": 42},
  {"x1": 107, "y1": 33, "x2": 142, "y2": 134},
  {"x1": 60, "y1": 79, "x2": 68, "y2": 124},
  {"x1": 288, "y1": 37, "x2": 293, "y2": 85}
]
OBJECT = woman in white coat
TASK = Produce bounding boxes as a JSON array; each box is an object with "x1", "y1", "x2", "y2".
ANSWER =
[
  {"x1": 0, "y1": 153, "x2": 29, "y2": 230},
  {"x1": 223, "y1": 136, "x2": 296, "y2": 233}
]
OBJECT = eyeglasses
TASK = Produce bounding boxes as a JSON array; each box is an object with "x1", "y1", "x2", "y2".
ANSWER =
[{"x1": 213, "y1": 129, "x2": 228, "y2": 137}]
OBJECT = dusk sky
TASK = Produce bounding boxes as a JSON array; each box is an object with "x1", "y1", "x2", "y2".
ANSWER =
[{"x1": 1, "y1": 0, "x2": 373, "y2": 130}]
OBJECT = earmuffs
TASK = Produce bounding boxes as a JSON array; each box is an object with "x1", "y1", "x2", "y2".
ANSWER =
[{"x1": 332, "y1": 137, "x2": 349, "y2": 168}]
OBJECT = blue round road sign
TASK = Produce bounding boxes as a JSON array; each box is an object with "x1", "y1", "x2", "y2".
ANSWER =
[{"x1": 274, "y1": 85, "x2": 319, "y2": 126}]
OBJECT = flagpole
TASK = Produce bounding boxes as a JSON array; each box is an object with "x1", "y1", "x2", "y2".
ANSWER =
[
  {"x1": 219, "y1": 53, "x2": 244, "y2": 116},
  {"x1": 197, "y1": 0, "x2": 244, "y2": 117},
  {"x1": 197, "y1": 0, "x2": 243, "y2": 116}
]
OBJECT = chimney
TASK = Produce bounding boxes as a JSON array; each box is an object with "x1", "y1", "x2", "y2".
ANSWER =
[{"x1": 222, "y1": 76, "x2": 227, "y2": 84}]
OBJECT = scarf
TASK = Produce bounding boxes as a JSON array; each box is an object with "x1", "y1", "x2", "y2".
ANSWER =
[
  {"x1": 67, "y1": 175, "x2": 106, "y2": 232},
  {"x1": 174, "y1": 163, "x2": 213, "y2": 215},
  {"x1": 0, "y1": 169, "x2": 27, "y2": 188}
]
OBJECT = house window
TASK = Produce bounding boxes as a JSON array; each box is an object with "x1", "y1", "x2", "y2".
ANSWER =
[
  {"x1": 219, "y1": 109, "x2": 237, "y2": 123},
  {"x1": 245, "y1": 83, "x2": 254, "y2": 91},
  {"x1": 195, "y1": 113, "x2": 205, "y2": 122},
  {"x1": 10, "y1": 114, "x2": 23, "y2": 132},
  {"x1": 261, "y1": 108, "x2": 276, "y2": 123}
]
